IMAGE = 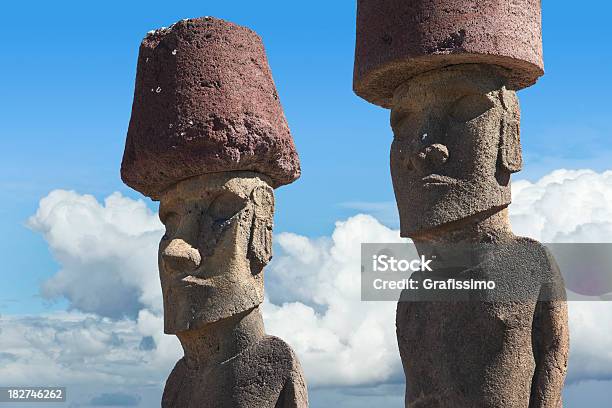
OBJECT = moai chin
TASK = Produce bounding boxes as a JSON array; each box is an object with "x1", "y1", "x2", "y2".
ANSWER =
[
  {"x1": 354, "y1": 2, "x2": 569, "y2": 407},
  {"x1": 121, "y1": 17, "x2": 308, "y2": 408}
]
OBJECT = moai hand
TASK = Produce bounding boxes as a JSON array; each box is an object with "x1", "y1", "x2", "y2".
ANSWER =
[
  {"x1": 353, "y1": 2, "x2": 568, "y2": 407},
  {"x1": 121, "y1": 17, "x2": 307, "y2": 408}
]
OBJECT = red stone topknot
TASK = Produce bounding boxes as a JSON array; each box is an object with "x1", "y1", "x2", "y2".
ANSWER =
[
  {"x1": 122, "y1": 17, "x2": 300, "y2": 199},
  {"x1": 353, "y1": 0, "x2": 544, "y2": 108}
]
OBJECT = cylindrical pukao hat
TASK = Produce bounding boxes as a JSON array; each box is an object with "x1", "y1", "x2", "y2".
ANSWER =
[
  {"x1": 353, "y1": 0, "x2": 544, "y2": 108},
  {"x1": 121, "y1": 17, "x2": 300, "y2": 199}
]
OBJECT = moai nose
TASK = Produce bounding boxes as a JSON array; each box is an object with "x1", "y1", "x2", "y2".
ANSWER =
[
  {"x1": 162, "y1": 239, "x2": 202, "y2": 273},
  {"x1": 425, "y1": 144, "x2": 449, "y2": 165},
  {"x1": 411, "y1": 143, "x2": 449, "y2": 172}
]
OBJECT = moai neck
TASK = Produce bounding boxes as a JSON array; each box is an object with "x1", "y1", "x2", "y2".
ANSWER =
[
  {"x1": 411, "y1": 207, "x2": 514, "y2": 245},
  {"x1": 177, "y1": 307, "x2": 266, "y2": 371}
]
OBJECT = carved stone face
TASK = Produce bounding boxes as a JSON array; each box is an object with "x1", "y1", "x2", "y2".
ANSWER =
[
  {"x1": 158, "y1": 172, "x2": 274, "y2": 334},
  {"x1": 390, "y1": 65, "x2": 522, "y2": 237}
]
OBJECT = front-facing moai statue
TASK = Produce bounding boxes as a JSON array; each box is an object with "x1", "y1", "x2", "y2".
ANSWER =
[
  {"x1": 121, "y1": 17, "x2": 308, "y2": 408},
  {"x1": 354, "y1": 1, "x2": 569, "y2": 407}
]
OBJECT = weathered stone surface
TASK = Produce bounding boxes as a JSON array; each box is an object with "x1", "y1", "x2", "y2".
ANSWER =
[
  {"x1": 354, "y1": 0, "x2": 543, "y2": 107},
  {"x1": 387, "y1": 66, "x2": 569, "y2": 407},
  {"x1": 122, "y1": 17, "x2": 300, "y2": 200},
  {"x1": 398, "y1": 236, "x2": 568, "y2": 407},
  {"x1": 158, "y1": 172, "x2": 308, "y2": 407},
  {"x1": 121, "y1": 17, "x2": 307, "y2": 407},
  {"x1": 163, "y1": 309, "x2": 308, "y2": 408},
  {"x1": 352, "y1": 1, "x2": 568, "y2": 404},
  {"x1": 158, "y1": 172, "x2": 273, "y2": 333},
  {"x1": 390, "y1": 65, "x2": 521, "y2": 237},
  {"x1": 398, "y1": 299, "x2": 568, "y2": 407}
]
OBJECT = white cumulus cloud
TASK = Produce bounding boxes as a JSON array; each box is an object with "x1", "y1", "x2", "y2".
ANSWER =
[
  {"x1": 264, "y1": 215, "x2": 406, "y2": 386},
  {"x1": 4, "y1": 168, "x2": 612, "y2": 401},
  {"x1": 510, "y1": 169, "x2": 612, "y2": 242},
  {"x1": 27, "y1": 190, "x2": 164, "y2": 318}
]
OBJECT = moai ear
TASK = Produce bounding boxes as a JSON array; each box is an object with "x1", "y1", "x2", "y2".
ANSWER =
[
  {"x1": 499, "y1": 116, "x2": 523, "y2": 173},
  {"x1": 248, "y1": 184, "x2": 275, "y2": 274},
  {"x1": 498, "y1": 89, "x2": 523, "y2": 174}
]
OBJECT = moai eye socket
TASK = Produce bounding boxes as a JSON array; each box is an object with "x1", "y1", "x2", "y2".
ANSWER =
[
  {"x1": 390, "y1": 109, "x2": 416, "y2": 140},
  {"x1": 161, "y1": 212, "x2": 179, "y2": 240},
  {"x1": 450, "y1": 94, "x2": 495, "y2": 123},
  {"x1": 208, "y1": 191, "x2": 247, "y2": 223},
  {"x1": 391, "y1": 138, "x2": 415, "y2": 171}
]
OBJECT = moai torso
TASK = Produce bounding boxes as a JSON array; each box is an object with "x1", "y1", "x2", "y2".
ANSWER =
[
  {"x1": 163, "y1": 335, "x2": 307, "y2": 408},
  {"x1": 397, "y1": 236, "x2": 568, "y2": 408}
]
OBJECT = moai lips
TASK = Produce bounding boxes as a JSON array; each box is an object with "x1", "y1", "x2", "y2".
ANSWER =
[
  {"x1": 353, "y1": 0, "x2": 544, "y2": 108},
  {"x1": 121, "y1": 17, "x2": 300, "y2": 200}
]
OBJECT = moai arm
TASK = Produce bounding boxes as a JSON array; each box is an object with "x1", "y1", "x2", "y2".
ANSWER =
[
  {"x1": 530, "y1": 300, "x2": 569, "y2": 408},
  {"x1": 530, "y1": 252, "x2": 569, "y2": 408},
  {"x1": 275, "y1": 368, "x2": 309, "y2": 408}
]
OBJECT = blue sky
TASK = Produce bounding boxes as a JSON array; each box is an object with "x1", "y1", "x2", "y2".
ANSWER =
[
  {"x1": 2, "y1": 0, "x2": 611, "y2": 315},
  {"x1": 1, "y1": 1, "x2": 611, "y2": 407}
]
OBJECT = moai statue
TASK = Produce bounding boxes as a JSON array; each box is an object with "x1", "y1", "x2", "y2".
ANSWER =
[
  {"x1": 353, "y1": 2, "x2": 569, "y2": 407},
  {"x1": 121, "y1": 17, "x2": 308, "y2": 408}
]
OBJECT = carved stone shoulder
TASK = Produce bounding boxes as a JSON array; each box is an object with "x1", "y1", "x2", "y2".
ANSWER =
[
  {"x1": 237, "y1": 336, "x2": 308, "y2": 408},
  {"x1": 162, "y1": 336, "x2": 308, "y2": 408}
]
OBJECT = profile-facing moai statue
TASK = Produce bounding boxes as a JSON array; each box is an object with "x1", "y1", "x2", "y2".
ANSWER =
[
  {"x1": 354, "y1": 1, "x2": 569, "y2": 407},
  {"x1": 121, "y1": 17, "x2": 308, "y2": 408}
]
